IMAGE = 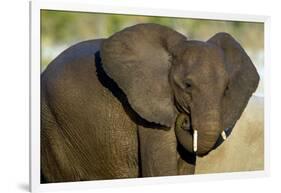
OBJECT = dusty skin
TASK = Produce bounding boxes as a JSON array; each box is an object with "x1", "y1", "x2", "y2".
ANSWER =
[{"x1": 196, "y1": 96, "x2": 264, "y2": 173}]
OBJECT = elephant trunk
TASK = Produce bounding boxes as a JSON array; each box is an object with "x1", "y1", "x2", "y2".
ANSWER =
[
  {"x1": 175, "y1": 111, "x2": 222, "y2": 156},
  {"x1": 196, "y1": 128, "x2": 220, "y2": 156},
  {"x1": 174, "y1": 114, "x2": 194, "y2": 153}
]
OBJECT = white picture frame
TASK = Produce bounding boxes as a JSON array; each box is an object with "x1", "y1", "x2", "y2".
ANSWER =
[{"x1": 30, "y1": 1, "x2": 270, "y2": 192}]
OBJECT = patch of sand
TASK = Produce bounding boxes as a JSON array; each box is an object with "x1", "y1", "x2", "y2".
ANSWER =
[{"x1": 195, "y1": 96, "x2": 264, "y2": 174}]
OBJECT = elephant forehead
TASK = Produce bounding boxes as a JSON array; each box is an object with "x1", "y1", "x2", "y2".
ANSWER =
[
  {"x1": 183, "y1": 44, "x2": 224, "y2": 67},
  {"x1": 184, "y1": 49, "x2": 227, "y2": 82}
]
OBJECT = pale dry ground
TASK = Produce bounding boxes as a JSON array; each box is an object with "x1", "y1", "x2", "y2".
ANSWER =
[{"x1": 195, "y1": 96, "x2": 264, "y2": 174}]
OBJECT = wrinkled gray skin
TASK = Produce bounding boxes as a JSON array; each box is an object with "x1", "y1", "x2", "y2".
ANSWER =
[{"x1": 41, "y1": 23, "x2": 259, "y2": 183}]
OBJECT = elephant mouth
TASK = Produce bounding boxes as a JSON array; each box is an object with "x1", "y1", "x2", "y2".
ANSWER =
[{"x1": 175, "y1": 113, "x2": 235, "y2": 155}]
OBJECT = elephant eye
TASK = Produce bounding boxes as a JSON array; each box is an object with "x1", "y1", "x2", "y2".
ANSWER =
[
  {"x1": 184, "y1": 80, "x2": 192, "y2": 93},
  {"x1": 185, "y1": 82, "x2": 192, "y2": 89},
  {"x1": 224, "y1": 85, "x2": 229, "y2": 96}
]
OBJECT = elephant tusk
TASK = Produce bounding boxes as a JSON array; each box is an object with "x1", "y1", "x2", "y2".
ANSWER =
[
  {"x1": 193, "y1": 130, "x2": 198, "y2": 152},
  {"x1": 221, "y1": 130, "x2": 227, "y2": 140}
]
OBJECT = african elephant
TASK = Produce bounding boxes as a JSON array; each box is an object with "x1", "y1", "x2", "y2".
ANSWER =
[{"x1": 41, "y1": 23, "x2": 259, "y2": 183}]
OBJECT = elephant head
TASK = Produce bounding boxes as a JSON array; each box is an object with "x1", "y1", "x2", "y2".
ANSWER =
[{"x1": 100, "y1": 23, "x2": 259, "y2": 156}]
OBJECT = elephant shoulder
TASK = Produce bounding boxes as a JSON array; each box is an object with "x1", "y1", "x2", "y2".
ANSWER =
[
  {"x1": 43, "y1": 39, "x2": 104, "y2": 75},
  {"x1": 51, "y1": 39, "x2": 104, "y2": 65},
  {"x1": 41, "y1": 39, "x2": 105, "y2": 104}
]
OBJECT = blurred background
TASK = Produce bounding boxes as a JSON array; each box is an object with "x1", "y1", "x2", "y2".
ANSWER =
[
  {"x1": 41, "y1": 10, "x2": 264, "y2": 96},
  {"x1": 41, "y1": 10, "x2": 264, "y2": 174}
]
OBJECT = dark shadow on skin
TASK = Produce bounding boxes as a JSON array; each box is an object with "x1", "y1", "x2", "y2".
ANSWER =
[
  {"x1": 41, "y1": 171, "x2": 47, "y2": 183},
  {"x1": 177, "y1": 143, "x2": 196, "y2": 165},
  {"x1": 137, "y1": 131, "x2": 143, "y2": 177},
  {"x1": 212, "y1": 125, "x2": 234, "y2": 150},
  {"x1": 95, "y1": 51, "x2": 168, "y2": 130}
]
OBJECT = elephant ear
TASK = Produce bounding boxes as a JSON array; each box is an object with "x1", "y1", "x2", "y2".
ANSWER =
[
  {"x1": 208, "y1": 33, "x2": 260, "y2": 128},
  {"x1": 100, "y1": 24, "x2": 186, "y2": 127}
]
